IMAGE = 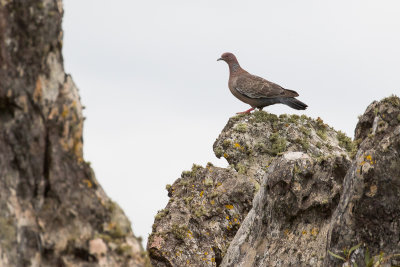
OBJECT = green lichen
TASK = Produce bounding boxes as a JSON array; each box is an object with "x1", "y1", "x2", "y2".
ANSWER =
[
  {"x1": 251, "y1": 110, "x2": 278, "y2": 123},
  {"x1": 268, "y1": 132, "x2": 287, "y2": 155},
  {"x1": 214, "y1": 147, "x2": 224, "y2": 158},
  {"x1": 279, "y1": 114, "x2": 288, "y2": 120},
  {"x1": 223, "y1": 139, "x2": 232, "y2": 148},
  {"x1": 337, "y1": 131, "x2": 356, "y2": 155},
  {"x1": 116, "y1": 244, "x2": 133, "y2": 256},
  {"x1": 155, "y1": 209, "x2": 169, "y2": 221},
  {"x1": 171, "y1": 224, "x2": 188, "y2": 241},
  {"x1": 397, "y1": 114, "x2": 400, "y2": 122},
  {"x1": 181, "y1": 164, "x2": 203, "y2": 177},
  {"x1": 236, "y1": 163, "x2": 247, "y2": 174},
  {"x1": 316, "y1": 142, "x2": 323, "y2": 149},
  {"x1": 382, "y1": 94, "x2": 400, "y2": 107},
  {"x1": 300, "y1": 126, "x2": 311, "y2": 137},
  {"x1": 204, "y1": 177, "x2": 213, "y2": 187},
  {"x1": 108, "y1": 223, "x2": 126, "y2": 239},
  {"x1": 179, "y1": 179, "x2": 189, "y2": 186},
  {"x1": 295, "y1": 137, "x2": 310, "y2": 151},
  {"x1": 165, "y1": 184, "x2": 172, "y2": 191},
  {"x1": 0, "y1": 217, "x2": 16, "y2": 250},
  {"x1": 234, "y1": 123, "x2": 248, "y2": 133},
  {"x1": 316, "y1": 129, "x2": 327, "y2": 141},
  {"x1": 192, "y1": 205, "x2": 208, "y2": 218},
  {"x1": 288, "y1": 114, "x2": 300, "y2": 124},
  {"x1": 254, "y1": 142, "x2": 268, "y2": 153},
  {"x1": 184, "y1": 196, "x2": 194, "y2": 206}
]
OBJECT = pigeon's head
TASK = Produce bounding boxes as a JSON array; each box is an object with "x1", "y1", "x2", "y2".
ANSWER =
[{"x1": 217, "y1": 52, "x2": 238, "y2": 64}]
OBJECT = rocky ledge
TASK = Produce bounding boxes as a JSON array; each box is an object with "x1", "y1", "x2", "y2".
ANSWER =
[{"x1": 148, "y1": 95, "x2": 400, "y2": 267}]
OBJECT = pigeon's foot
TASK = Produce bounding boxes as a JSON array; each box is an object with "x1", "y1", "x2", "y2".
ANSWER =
[{"x1": 236, "y1": 107, "x2": 255, "y2": 114}]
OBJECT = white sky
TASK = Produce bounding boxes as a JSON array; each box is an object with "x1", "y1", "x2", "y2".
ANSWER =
[{"x1": 62, "y1": 0, "x2": 400, "y2": 245}]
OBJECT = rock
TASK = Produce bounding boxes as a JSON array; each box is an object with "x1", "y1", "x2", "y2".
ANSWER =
[
  {"x1": 147, "y1": 164, "x2": 257, "y2": 266},
  {"x1": 325, "y1": 95, "x2": 400, "y2": 266},
  {"x1": 149, "y1": 111, "x2": 355, "y2": 266},
  {"x1": 150, "y1": 96, "x2": 400, "y2": 266},
  {"x1": 220, "y1": 116, "x2": 352, "y2": 266},
  {"x1": 0, "y1": 1, "x2": 147, "y2": 266},
  {"x1": 213, "y1": 111, "x2": 355, "y2": 184}
]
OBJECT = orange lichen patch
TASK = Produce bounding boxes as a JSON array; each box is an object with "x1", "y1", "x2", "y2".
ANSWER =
[
  {"x1": 302, "y1": 230, "x2": 307, "y2": 235},
  {"x1": 362, "y1": 154, "x2": 375, "y2": 165},
  {"x1": 226, "y1": 216, "x2": 230, "y2": 220},
  {"x1": 83, "y1": 179, "x2": 92, "y2": 188},
  {"x1": 311, "y1": 228, "x2": 319, "y2": 237},
  {"x1": 225, "y1": 204, "x2": 234, "y2": 210},
  {"x1": 211, "y1": 258, "x2": 215, "y2": 262},
  {"x1": 234, "y1": 218, "x2": 238, "y2": 222},
  {"x1": 234, "y1": 143, "x2": 241, "y2": 148},
  {"x1": 199, "y1": 191, "x2": 204, "y2": 197},
  {"x1": 204, "y1": 252, "x2": 208, "y2": 255},
  {"x1": 223, "y1": 153, "x2": 229, "y2": 158}
]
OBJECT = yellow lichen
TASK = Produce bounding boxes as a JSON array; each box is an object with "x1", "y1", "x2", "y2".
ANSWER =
[
  {"x1": 311, "y1": 228, "x2": 319, "y2": 237},
  {"x1": 199, "y1": 191, "x2": 204, "y2": 197},
  {"x1": 225, "y1": 204, "x2": 234, "y2": 210},
  {"x1": 83, "y1": 179, "x2": 92, "y2": 188}
]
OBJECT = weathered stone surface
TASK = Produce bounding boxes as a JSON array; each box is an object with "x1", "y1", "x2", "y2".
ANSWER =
[
  {"x1": 325, "y1": 95, "x2": 400, "y2": 267},
  {"x1": 0, "y1": 1, "x2": 147, "y2": 266},
  {"x1": 213, "y1": 111, "x2": 355, "y2": 184},
  {"x1": 220, "y1": 119, "x2": 352, "y2": 266},
  {"x1": 149, "y1": 111, "x2": 355, "y2": 266},
  {"x1": 147, "y1": 165, "x2": 257, "y2": 266}
]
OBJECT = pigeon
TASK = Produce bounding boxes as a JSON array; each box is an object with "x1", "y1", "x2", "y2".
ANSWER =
[{"x1": 217, "y1": 52, "x2": 308, "y2": 114}]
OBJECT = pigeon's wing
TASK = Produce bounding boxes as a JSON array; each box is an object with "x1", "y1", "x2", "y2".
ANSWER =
[{"x1": 234, "y1": 74, "x2": 298, "y2": 99}]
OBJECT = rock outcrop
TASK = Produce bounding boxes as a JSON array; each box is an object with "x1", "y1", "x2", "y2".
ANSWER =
[
  {"x1": 324, "y1": 96, "x2": 400, "y2": 266},
  {"x1": 0, "y1": 1, "x2": 147, "y2": 266},
  {"x1": 149, "y1": 96, "x2": 400, "y2": 266},
  {"x1": 148, "y1": 110, "x2": 359, "y2": 266}
]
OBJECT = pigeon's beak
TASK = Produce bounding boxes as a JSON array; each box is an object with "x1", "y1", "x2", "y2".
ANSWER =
[{"x1": 217, "y1": 58, "x2": 223, "y2": 61}]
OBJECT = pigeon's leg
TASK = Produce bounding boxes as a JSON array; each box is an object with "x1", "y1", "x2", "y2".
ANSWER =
[{"x1": 236, "y1": 107, "x2": 255, "y2": 114}]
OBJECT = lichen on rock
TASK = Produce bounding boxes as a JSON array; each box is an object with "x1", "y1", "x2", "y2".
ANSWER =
[{"x1": 0, "y1": 1, "x2": 147, "y2": 266}]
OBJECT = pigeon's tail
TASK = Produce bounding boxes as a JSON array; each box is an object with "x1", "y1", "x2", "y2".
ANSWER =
[{"x1": 281, "y1": 97, "x2": 308, "y2": 110}]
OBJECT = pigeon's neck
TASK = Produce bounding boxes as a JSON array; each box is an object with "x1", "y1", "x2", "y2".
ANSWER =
[{"x1": 229, "y1": 63, "x2": 242, "y2": 75}]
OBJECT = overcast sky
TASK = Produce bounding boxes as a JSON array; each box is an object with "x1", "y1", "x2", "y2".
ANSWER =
[{"x1": 62, "y1": 0, "x2": 400, "y2": 245}]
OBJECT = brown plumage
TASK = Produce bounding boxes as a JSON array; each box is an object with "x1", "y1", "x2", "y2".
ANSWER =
[{"x1": 217, "y1": 52, "x2": 308, "y2": 114}]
